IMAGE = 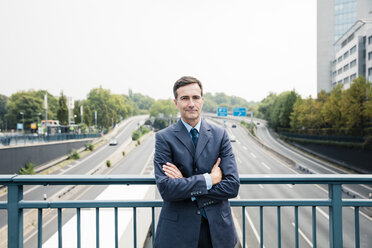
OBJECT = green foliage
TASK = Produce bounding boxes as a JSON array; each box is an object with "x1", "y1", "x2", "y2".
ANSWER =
[
  {"x1": 132, "y1": 125, "x2": 150, "y2": 141},
  {"x1": 5, "y1": 90, "x2": 58, "y2": 131},
  {"x1": 202, "y1": 92, "x2": 259, "y2": 115},
  {"x1": 0, "y1": 94, "x2": 8, "y2": 131},
  {"x1": 129, "y1": 90, "x2": 155, "y2": 112},
  {"x1": 86, "y1": 87, "x2": 134, "y2": 129},
  {"x1": 18, "y1": 162, "x2": 36, "y2": 175},
  {"x1": 86, "y1": 143, "x2": 94, "y2": 151},
  {"x1": 57, "y1": 92, "x2": 69, "y2": 125},
  {"x1": 266, "y1": 90, "x2": 299, "y2": 130},
  {"x1": 132, "y1": 130, "x2": 140, "y2": 140},
  {"x1": 68, "y1": 149, "x2": 80, "y2": 160},
  {"x1": 122, "y1": 151, "x2": 126, "y2": 156},
  {"x1": 106, "y1": 160, "x2": 111, "y2": 167},
  {"x1": 149, "y1": 99, "x2": 178, "y2": 118}
]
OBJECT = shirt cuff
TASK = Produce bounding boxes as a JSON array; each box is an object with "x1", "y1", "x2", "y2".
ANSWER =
[{"x1": 203, "y1": 173, "x2": 212, "y2": 190}]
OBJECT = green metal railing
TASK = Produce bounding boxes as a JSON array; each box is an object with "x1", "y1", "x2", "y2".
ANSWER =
[{"x1": 1, "y1": 174, "x2": 372, "y2": 248}]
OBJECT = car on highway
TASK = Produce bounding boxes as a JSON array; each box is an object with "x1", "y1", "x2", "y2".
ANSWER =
[
  {"x1": 230, "y1": 135, "x2": 236, "y2": 142},
  {"x1": 109, "y1": 138, "x2": 118, "y2": 146},
  {"x1": 232, "y1": 124, "x2": 237, "y2": 128}
]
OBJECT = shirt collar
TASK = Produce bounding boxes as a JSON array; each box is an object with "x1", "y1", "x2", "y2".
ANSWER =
[{"x1": 181, "y1": 118, "x2": 201, "y2": 133}]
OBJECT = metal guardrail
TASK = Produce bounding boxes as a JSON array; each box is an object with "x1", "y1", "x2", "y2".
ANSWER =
[{"x1": 0, "y1": 175, "x2": 372, "y2": 248}]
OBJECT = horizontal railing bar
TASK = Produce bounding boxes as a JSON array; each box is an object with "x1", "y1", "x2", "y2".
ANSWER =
[
  {"x1": 342, "y1": 199, "x2": 372, "y2": 207},
  {"x1": 14, "y1": 199, "x2": 372, "y2": 209},
  {"x1": 0, "y1": 202, "x2": 6, "y2": 209},
  {"x1": 1, "y1": 174, "x2": 372, "y2": 185},
  {"x1": 230, "y1": 199, "x2": 332, "y2": 207},
  {"x1": 18, "y1": 200, "x2": 164, "y2": 209}
]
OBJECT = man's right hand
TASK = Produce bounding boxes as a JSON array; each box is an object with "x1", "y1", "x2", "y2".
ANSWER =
[{"x1": 210, "y1": 157, "x2": 222, "y2": 185}]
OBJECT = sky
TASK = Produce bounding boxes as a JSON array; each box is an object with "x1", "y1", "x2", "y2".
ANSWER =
[{"x1": 0, "y1": 0, "x2": 316, "y2": 102}]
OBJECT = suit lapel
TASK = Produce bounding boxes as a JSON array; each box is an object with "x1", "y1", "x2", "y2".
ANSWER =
[
  {"x1": 195, "y1": 120, "x2": 211, "y2": 161},
  {"x1": 174, "y1": 119, "x2": 195, "y2": 156}
]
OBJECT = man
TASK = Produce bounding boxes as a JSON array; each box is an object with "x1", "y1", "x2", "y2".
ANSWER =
[{"x1": 153, "y1": 76, "x2": 240, "y2": 248}]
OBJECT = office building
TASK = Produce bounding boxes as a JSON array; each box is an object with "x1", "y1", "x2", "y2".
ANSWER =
[{"x1": 317, "y1": 0, "x2": 372, "y2": 93}]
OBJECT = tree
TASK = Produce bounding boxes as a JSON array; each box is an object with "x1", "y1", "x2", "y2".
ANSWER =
[
  {"x1": 322, "y1": 84, "x2": 343, "y2": 129},
  {"x1": 83, "y1": 105, "x2": 93, "y2": 127},
  {"x1": 0, "y1": 94, "x2": 8, "y2": 131},
  {"x1": 290, "y1": 97, "x2": 324, "y2": 130},
  {"x1": 149, "y1": 99, "x2": 178, "y2": 118},
  {"x1": 268, "y1": 91, "x2": 299, "y2": 130},
  {"x1": 340, "y1": 76, "x2": 371, "y2": 130},
  {"x1": 57, "y1": 92, "x2": 69, "y2": 125},
  {"x1": 5, "y1": 91, "x2": 44, "y2": 131},
  {"x1": 258, "y1": 93, "x2": 277, "y2": 121}
]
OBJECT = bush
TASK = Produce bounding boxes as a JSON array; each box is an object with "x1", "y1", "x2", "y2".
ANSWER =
[
  {"x1": 68, "y1": 149, "x2": 80, "y2": 160},
  {"x1": 19, "y1": 162, "x2": 36, "y2": 175},
  {"x1": 122, "y1": 151, "x2": 126, "y2": 156},
  {"x1": 86, "y1": 143, "x2": 94, "y2": 151},
  {"x1": 106, "y1": 160, "x2": 111, "y2": 167},
  {"x1": 132, "y1": 130, "x2": 140, "y2": 141}
]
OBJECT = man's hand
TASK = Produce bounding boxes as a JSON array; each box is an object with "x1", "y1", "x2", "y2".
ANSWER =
[
  {"x1": 210, "y1": 158, "x2": 222, "y2": 185},
  {"x1": 162, "y1": 162, "x2": 183, "y2": 179}
]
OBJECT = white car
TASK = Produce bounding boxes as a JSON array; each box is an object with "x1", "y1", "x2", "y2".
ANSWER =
[
  {"x1": 230, "y1": 135, "x2": 236, "y2": 142},
  {"x1": 109, "y1": 139, "x2": 118, "y2": 145}
]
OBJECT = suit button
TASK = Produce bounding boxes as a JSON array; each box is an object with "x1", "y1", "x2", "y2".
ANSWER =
[{"x1": 196, "y1": 210, "x2": 201, "y2": 215}]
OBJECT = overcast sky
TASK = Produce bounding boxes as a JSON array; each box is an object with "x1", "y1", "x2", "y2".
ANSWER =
[{"x1": 0, "y1": 0, "x2": 316, "y2": 102}]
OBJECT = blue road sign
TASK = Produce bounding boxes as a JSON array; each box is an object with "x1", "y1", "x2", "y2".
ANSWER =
[
  {"x1": 217, "y1": 107, "x2": 228, "y2": 116},
  {"x1": 233, "y1": 108, "x2": 246, "y2": 116}
]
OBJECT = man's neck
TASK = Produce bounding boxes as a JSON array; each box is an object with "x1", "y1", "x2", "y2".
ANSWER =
[{"x1": 181, "y1": 117, "x2": 201, "y2": 128}]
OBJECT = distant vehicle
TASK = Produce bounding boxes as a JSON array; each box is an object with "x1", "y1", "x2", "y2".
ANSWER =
[
  {"x1": 109, "y1": 139, "x2": 118, "y2": 145},
  {"x1": 232, "y1": 124, "x2": 237, "y2": 128},
  {"x1": 256, "y1": 122, "x2": 260, "y2": 125},
  {"x1": 230, "y1": 135, "x2": 236, "y2": 142}
]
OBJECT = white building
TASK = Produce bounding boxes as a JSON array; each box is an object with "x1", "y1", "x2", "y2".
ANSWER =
[
  {"x1": 332, "y1": 21, "x2": 372, "y2": 89},
  {"x1": 317, "y1": 0, "x2": 372, "y2": 93}
]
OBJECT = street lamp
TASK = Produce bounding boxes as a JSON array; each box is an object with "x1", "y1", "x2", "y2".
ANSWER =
[{"x1": 19, "y1": 112, "x2": 24, "y2": 133}]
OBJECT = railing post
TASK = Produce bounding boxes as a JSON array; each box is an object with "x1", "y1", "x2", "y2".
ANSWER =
[
  {"x1": 8, "y1": 185, "x2": 23, "y2": 248},
  {"x1": 329, "y1": 184, "x2": 343, "y2": 248}
]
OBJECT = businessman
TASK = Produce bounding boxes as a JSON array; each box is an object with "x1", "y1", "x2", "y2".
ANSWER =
[{"x1": 154, "y1": 76, "x2": 240, "y2": 248}]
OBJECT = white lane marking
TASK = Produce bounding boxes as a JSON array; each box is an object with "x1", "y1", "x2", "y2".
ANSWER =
[
  {"x1": 259, "y1": 184, "x2": 264, "y2": 189},
  {"x1": 291, "y1": 222, "x2": 313, "y2": 247},
  {"x1": 243, "y1": 146, "x2": 248, "y2": 150},
  {"x1": 261, "y1": 162, "x2": 271, "y2": 170},
  {"x1": 264, "y1": 128, "x2": 336, "y2": 174},
  {"x1": 316, "y1": 207, "x2": 329, "y2": 220},
  {"x1": 245, "y1": 208, "x2": 266, "y2": 248},
  {"x1": 287, "y1": 184, "x2": 293, "y2": 188},
  {"x1": 237, "y1": 157, "x2": 242, "y2": 164},
  {"x1": 250, "y1": 153, "x2": 257, "y2": 159}
]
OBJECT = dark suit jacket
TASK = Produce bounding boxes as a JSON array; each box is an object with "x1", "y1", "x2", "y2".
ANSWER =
[{"x1": 154, "y1": 119, "x2": 240, "y2": 248}]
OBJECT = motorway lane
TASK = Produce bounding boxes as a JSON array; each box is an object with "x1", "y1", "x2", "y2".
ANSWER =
[
  {"x1": 24, "y1": 133, "x2": 156, "y2": 247},
  {"x1": 0, "y1": 116, "x2": 146, "y2": 230},
  {"x1": 255, "y1": 122, "x2": 372, "y2": 199},
  {"x1": 226, "y1": 121, "x2": 372, "y2": 248}
]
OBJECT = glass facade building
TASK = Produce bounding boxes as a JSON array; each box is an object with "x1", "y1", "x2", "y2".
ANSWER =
[{"x1": 334, "y1": 0, "x2": 357, "y2": 42}]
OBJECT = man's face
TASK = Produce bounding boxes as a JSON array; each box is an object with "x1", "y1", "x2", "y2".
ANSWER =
[{"x1": 174, "y1": 83, "x2": 204, "y2": 126}]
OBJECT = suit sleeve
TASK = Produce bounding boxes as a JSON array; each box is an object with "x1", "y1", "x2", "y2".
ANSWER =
[
  {"x1": 198, "y1": 129, "x2": 240, "y2": 203},
  {"x1": 154, "y1": 131, "x2": 208, "y2": 202}
]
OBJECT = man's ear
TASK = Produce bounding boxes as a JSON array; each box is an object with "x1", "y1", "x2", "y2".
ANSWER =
[{"x1": 173, "y1": 99, "x2": 177, "y2": 106}]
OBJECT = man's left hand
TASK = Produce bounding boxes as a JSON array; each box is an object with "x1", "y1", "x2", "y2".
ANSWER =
[{"x1": 163, "y1": 162, "x2": 183, "y2": 179}]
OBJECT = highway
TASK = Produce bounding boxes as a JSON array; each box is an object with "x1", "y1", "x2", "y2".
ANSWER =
[
  {"x1": 224, "y1": 119, "x2": 372, "y2": 248},
  {"x1": 1, "y1": 115, "x2": 371, "y2": 247}
]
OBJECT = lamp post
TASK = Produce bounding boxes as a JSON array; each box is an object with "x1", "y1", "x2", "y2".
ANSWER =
[{"x1": 19, "y1": 112, "x2": 24, "y2": 133}]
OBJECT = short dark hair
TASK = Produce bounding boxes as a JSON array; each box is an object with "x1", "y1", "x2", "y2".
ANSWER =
[{"x1": 173, "y1": 76, "x2": 203, "y2": 99}]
